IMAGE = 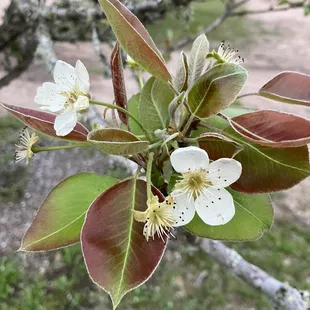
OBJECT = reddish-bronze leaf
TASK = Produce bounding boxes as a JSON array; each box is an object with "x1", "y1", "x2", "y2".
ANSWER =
[
  {"x1": 98, "y1": 0, "x2": 171, "y2": 81},
  {"x1": 259, "y1": 71, "x2": 310, "y2": 106},
  {"x1": 230, "y1": 110, "x2": 310, "y2": 147},
  {"x1": 197, "y1": 133, "x2": 243, "y2": 160},
  {"x1": 224, "y1": 128, "x2": 310, "y2": 193},
  {"x1": 1, "y1": 102, "x2": 89, "y2": 142},
  {"x1": 111, "y1": 42, "x2": 128, "y2": 125},
  {"x1": 81, "y1": 178, "x2": 167, "y2": 308}
]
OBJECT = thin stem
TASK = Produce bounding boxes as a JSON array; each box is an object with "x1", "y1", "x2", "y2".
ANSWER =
[
  {"x1": 237, "y1": 92, "x2": 259, "y2": 99},
  {"x1": 146, "y1": 152, "x2": 154, "y2": 201},
  {"x1": 89, "y1": 99, "x2": 152, "y2": 141},
  {"x1": 182, "y1": 114, "x2": 196, "y2": 136},
  {"x1": 137, "y1": 70, "x2": 144, "y2": 89},
  {"x1": 32, "y1": 143, "x2": 89, "y2": 153},
  {"x1": 148, "y1": 140, "x2": 163, "y2": 150}
]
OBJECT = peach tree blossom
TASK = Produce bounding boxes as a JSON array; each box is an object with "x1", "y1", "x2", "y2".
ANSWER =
[{"x1": 2, "y1": 0, "x2": 310, "y2": 309}]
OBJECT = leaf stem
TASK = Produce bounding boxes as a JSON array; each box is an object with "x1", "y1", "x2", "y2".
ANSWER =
[
  {"x1": 89, "y1": 99, "x2": 151, "y2": 141},
  {"x1": 32, "y1": 143, "x2": 89, "y2": 153},
  {"x1": 146, "y1": 152, "x2": 154, "y2": 200},
  {"x1": 237, "y1": 92, "x2": 259, "y2": 99},
  {"x1": 137, "y1": 70, "x2": 144, "y2": 89},
  {"x1": 182, "y1": 114, "x2": 196, "y2": 136}
]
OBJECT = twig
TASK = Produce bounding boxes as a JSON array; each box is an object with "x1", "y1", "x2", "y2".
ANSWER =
[
  {"x1": 200, "y1": 239, "x2": 309, "y2": 310},
  {"x1": 172, "y1": 0, "x2": 304, "y2": 50},
  {"x1": 172, "y1": 1, "x2": 232, "y2": 50}
]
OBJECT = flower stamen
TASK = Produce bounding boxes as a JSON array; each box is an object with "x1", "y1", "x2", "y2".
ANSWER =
[
  {"x1": 14, "y1": 128, "x2": 39, "y2": 165},
  {"x1": 133, "y1": 195, "x2": 175, "y2": 242}
]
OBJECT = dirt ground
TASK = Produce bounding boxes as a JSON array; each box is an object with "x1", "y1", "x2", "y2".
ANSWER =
[{"x1": 1, "y1": 0, "x2": 310, "y2": 254}]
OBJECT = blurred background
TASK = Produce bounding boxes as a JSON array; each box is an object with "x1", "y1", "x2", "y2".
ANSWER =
[{"x1": 1, "y1": 0, "x2": 310, "y2": 309}]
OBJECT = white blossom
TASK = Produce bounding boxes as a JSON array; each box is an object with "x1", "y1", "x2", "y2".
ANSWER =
[
  {"x1": 14, "y1": 128, "x2": 39, "y2": 165},
  {"x1": 34, "y1": 60, "x2": 90, "y2": 136},
  {"x1": 170, "y1": 146, "x2": 242, "y2": 226}
]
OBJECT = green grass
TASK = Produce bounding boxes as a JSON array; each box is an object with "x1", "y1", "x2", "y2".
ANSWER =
[{"x1": 1, "y1": 220, "x2": 309, "y2": 310}]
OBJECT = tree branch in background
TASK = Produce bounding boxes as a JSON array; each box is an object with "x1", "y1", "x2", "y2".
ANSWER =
[
  {"x1": 200, "y1": 239, "x2": 309, "y2": 310},
  {"x1": 0, "y1": 32, "x2": 37, "y2": 88},
  {"x1": 0, "y1": 0, "x2": 39, "y2": 50},
  {"x1": 172, "y1": 0, "x2": 305, "y2": 50},
  {"x1": 0, "y1": 0, "x2": 39, "y2": 88},
  {"x1": 36, "y1": 24, "x2": 58, "y2": 74}
]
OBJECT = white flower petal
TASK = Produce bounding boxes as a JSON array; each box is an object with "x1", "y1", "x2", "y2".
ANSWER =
[
  {"x1": 195, "y1": 188, "x2": 235, "y2": 226},
  {"x1": 208, "y1": 158, "x2": 242, "y2": 188},
  {"x1": 34, "y1": 82, "x2": 66, "y2": 112},
  {"x1": 75, "y1": 60, "x2": 90, "y2": 93},
  {"x1": 170, "y1": 146, "x2": 209, "y2": 173},
  {"x1": 53, "y1": 60, "x2": 76, "y2": 91},
  {"x1": 74, "y1": 95, "x2": 89, "y2": 111},
  {"x1": 54, "y1": 108, "x2": 77, "y2": 136},
  {"x1": 170, "y1": 191, "x2": 195, "y2": 227}
]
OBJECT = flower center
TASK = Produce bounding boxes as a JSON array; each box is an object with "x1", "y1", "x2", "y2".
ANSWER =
[
  {"x1": 176, "y1": 169, "x2": 210, "y2": 199},
  {"x1": 60, "y1": 91, "x2": 79, "y2": 109},
  {"x1": 133, "y1": 195, "x2": 175, "y2": 242},
  {"x1": 146, "y1": 197, "x2": 175, "y2": 229}
]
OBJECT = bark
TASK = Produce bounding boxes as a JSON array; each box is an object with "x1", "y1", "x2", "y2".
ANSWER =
[{"x1": 200, "y1": 239, "x2": 309, "y2": 310}]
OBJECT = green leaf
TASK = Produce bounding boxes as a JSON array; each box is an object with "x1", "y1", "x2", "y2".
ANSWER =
[
  {"x1": 258, "y1": 71, "x2": 310, "y2": 106},
  {"x1": 172, "y1": 52, "x2": 188, "y2": 92},
  {"x1": 88, "y1": 128, "x2": 149, "y2": 155},
  {"x1": 224, "y1": 128, "x2": 310, "y2": 193},
  {"x1": 127, "y1": 94, "x2": 144, "y2": 136},
  {"x1": 98, "y1": 0, "x2": 171, "y2": 81},
  {"x1": 20, "y1": 173, "x2": 117, "y2": 251},
  {"x1": 185, "y1": 189, "x2": 273, "y2": 241},
  {"x1": 197, "y1": 132, "x2": 243, "y2": 160},
  {"x1": 230, "y1": 110, "x2": 310, "y2": 147},
  {"x1": 188, "y1": 63, "x2": 248, "y2": 118},
  {"x1": 188, "y1": 34, "x2": 209, "y2": 88},
  {"x1": 81, "y1": 178, "x2": 167, "y2": 309},
  {"x1": 139, "y1": 77, "x2": 174, "y2": 132}
]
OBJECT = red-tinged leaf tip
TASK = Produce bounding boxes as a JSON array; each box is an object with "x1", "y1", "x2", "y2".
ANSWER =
[
  {"x1": 1, "y1": 102, "x2": 89, "y2": 142},
  {"x1": 259, "y1": 71, "x2": 310, "y2": 106},
  {"x1": 81, "y1": 179, "x2": 167, "y2": 308},
  {"x1": 231, "y1": 110, "x2": 310, "y2": 148},
  {"x1": 98, "y1": 0, "x2": 171, "y2": 81},
  {"x1": 20, "y1": 173, "x2": 118, "y2": 251}
]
